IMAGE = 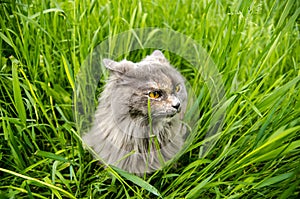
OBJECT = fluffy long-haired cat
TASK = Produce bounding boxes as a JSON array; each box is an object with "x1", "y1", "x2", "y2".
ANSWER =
[{"x1": 82, "y1": 50, "x2": 188, "y2": 175}]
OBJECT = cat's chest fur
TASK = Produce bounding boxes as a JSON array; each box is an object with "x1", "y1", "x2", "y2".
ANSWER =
[{"x1": 82, "y1": 50, "x2": 187, "y2": 175}]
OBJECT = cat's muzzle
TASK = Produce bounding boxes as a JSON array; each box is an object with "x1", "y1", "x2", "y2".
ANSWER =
[
  {"x1": 172, "y1": 101, "x2": 181, "y2": 113},
  {"x1": 167, "y1": 107, "x2": 181, "y2": 118}
]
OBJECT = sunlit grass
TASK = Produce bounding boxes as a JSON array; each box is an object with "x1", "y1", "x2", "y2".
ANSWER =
[{"x1": 0, "y1": 0, "x2": 299, "y2": 198}]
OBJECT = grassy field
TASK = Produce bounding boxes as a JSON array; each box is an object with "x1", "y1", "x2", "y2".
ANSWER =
[{"x1": 1, "y1": 0, "x2": 300, "y2": 198}]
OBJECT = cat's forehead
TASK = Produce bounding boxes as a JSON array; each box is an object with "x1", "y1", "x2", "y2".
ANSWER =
[
  {"x1": 137, "y1": 61, "x2": 177, "y2": 75},
  {"x1": 134, "y1": 63, "x2": 183, "y2": 87},
  {"x1": 144, "y1": 74, "x2": 172, "y2": 89}
]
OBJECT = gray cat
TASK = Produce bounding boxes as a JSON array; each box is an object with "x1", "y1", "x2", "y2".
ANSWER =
[{"x1": 82, "y1": 50, "x2": 188, "y2": 175}]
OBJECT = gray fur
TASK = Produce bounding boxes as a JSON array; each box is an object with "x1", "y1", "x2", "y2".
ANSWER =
[{"x1": 82, "y1": 50, "x2": 187, "y2": 175}]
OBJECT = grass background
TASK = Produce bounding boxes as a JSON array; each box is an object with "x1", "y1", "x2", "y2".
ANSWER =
[{"x1": 0, "y1": 0, "x2": 299, "y2": 198}]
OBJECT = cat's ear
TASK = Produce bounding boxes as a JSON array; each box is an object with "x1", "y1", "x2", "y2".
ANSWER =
[
  {"x1": 103, "y1": 58, "x2": 133, "y2": 74},
  {"x1": 148, "y1": 50, "x2": 169, "y2": 63}
]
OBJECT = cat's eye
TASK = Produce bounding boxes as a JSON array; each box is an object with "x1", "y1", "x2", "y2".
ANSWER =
[
  {"x1": 175, "y1": 85, "x2": 181, "y2": 92},
  {"x1": 148, "y1": 91, "x2": 161, "y2": 99}
]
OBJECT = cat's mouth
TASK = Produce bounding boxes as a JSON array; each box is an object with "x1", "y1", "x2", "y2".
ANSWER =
[
  {"x1": 153, "y1": 110, "x2": 179, "y2": 119},
  {"x1": 167, "y1": 112, "x2": 177, "y2": 118}
]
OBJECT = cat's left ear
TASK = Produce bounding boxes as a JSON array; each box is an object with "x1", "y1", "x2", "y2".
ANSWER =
[
  {"x1": 148, "y1": 50, "x2": 169, "y2": 63},
  {"x1": 103, "y1": 58, "x2": 134, "y2": 74}
]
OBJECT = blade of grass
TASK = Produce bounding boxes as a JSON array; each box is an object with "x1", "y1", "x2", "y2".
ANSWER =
[
  {"x1": 111, "y1": 165, "x2": 162, "y2": 198},
  {"x1": 12, "y1": 58, "x2": 26, "y2": 124},
  {"x1": 0, "y1": 168, "x2": 76, "y2": 199},
  {"x1": 255, "y1": 172, "x2": 294, "y2": 189}
]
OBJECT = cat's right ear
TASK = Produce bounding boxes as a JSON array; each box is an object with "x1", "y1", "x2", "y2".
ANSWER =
[
  {"x1": 103, "y1": 58, "x2": 118, "y2": 71},
  {"x1": 103, "y1": 58, "x2": 132, "y2": 74}
]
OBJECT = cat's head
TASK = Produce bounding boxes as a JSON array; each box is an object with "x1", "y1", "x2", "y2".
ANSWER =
[{"x1": 103, "y1": 50, "x2": 187, "y2": 126}]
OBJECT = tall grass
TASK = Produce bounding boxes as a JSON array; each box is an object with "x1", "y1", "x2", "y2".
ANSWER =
[{"x1": 0, "y1": 0, "x2": 299, "y2": 198}]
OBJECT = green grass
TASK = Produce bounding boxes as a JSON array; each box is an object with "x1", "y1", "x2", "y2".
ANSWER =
[{"x1": 0, "y1": 0, "x2": 299, "y2": 198}]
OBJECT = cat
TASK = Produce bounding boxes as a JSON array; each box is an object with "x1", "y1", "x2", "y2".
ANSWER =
[{"x1": 82, "y1": 50, "x2": 188, "y2": 175}]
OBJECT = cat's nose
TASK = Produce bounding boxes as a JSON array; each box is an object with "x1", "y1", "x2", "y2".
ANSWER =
[
  {"x1": 170, "y1": 96, "x2": 181, "y2": 112},
  {"x1": 172, "y1": 101, "x2": 181, "y2": 111}
]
